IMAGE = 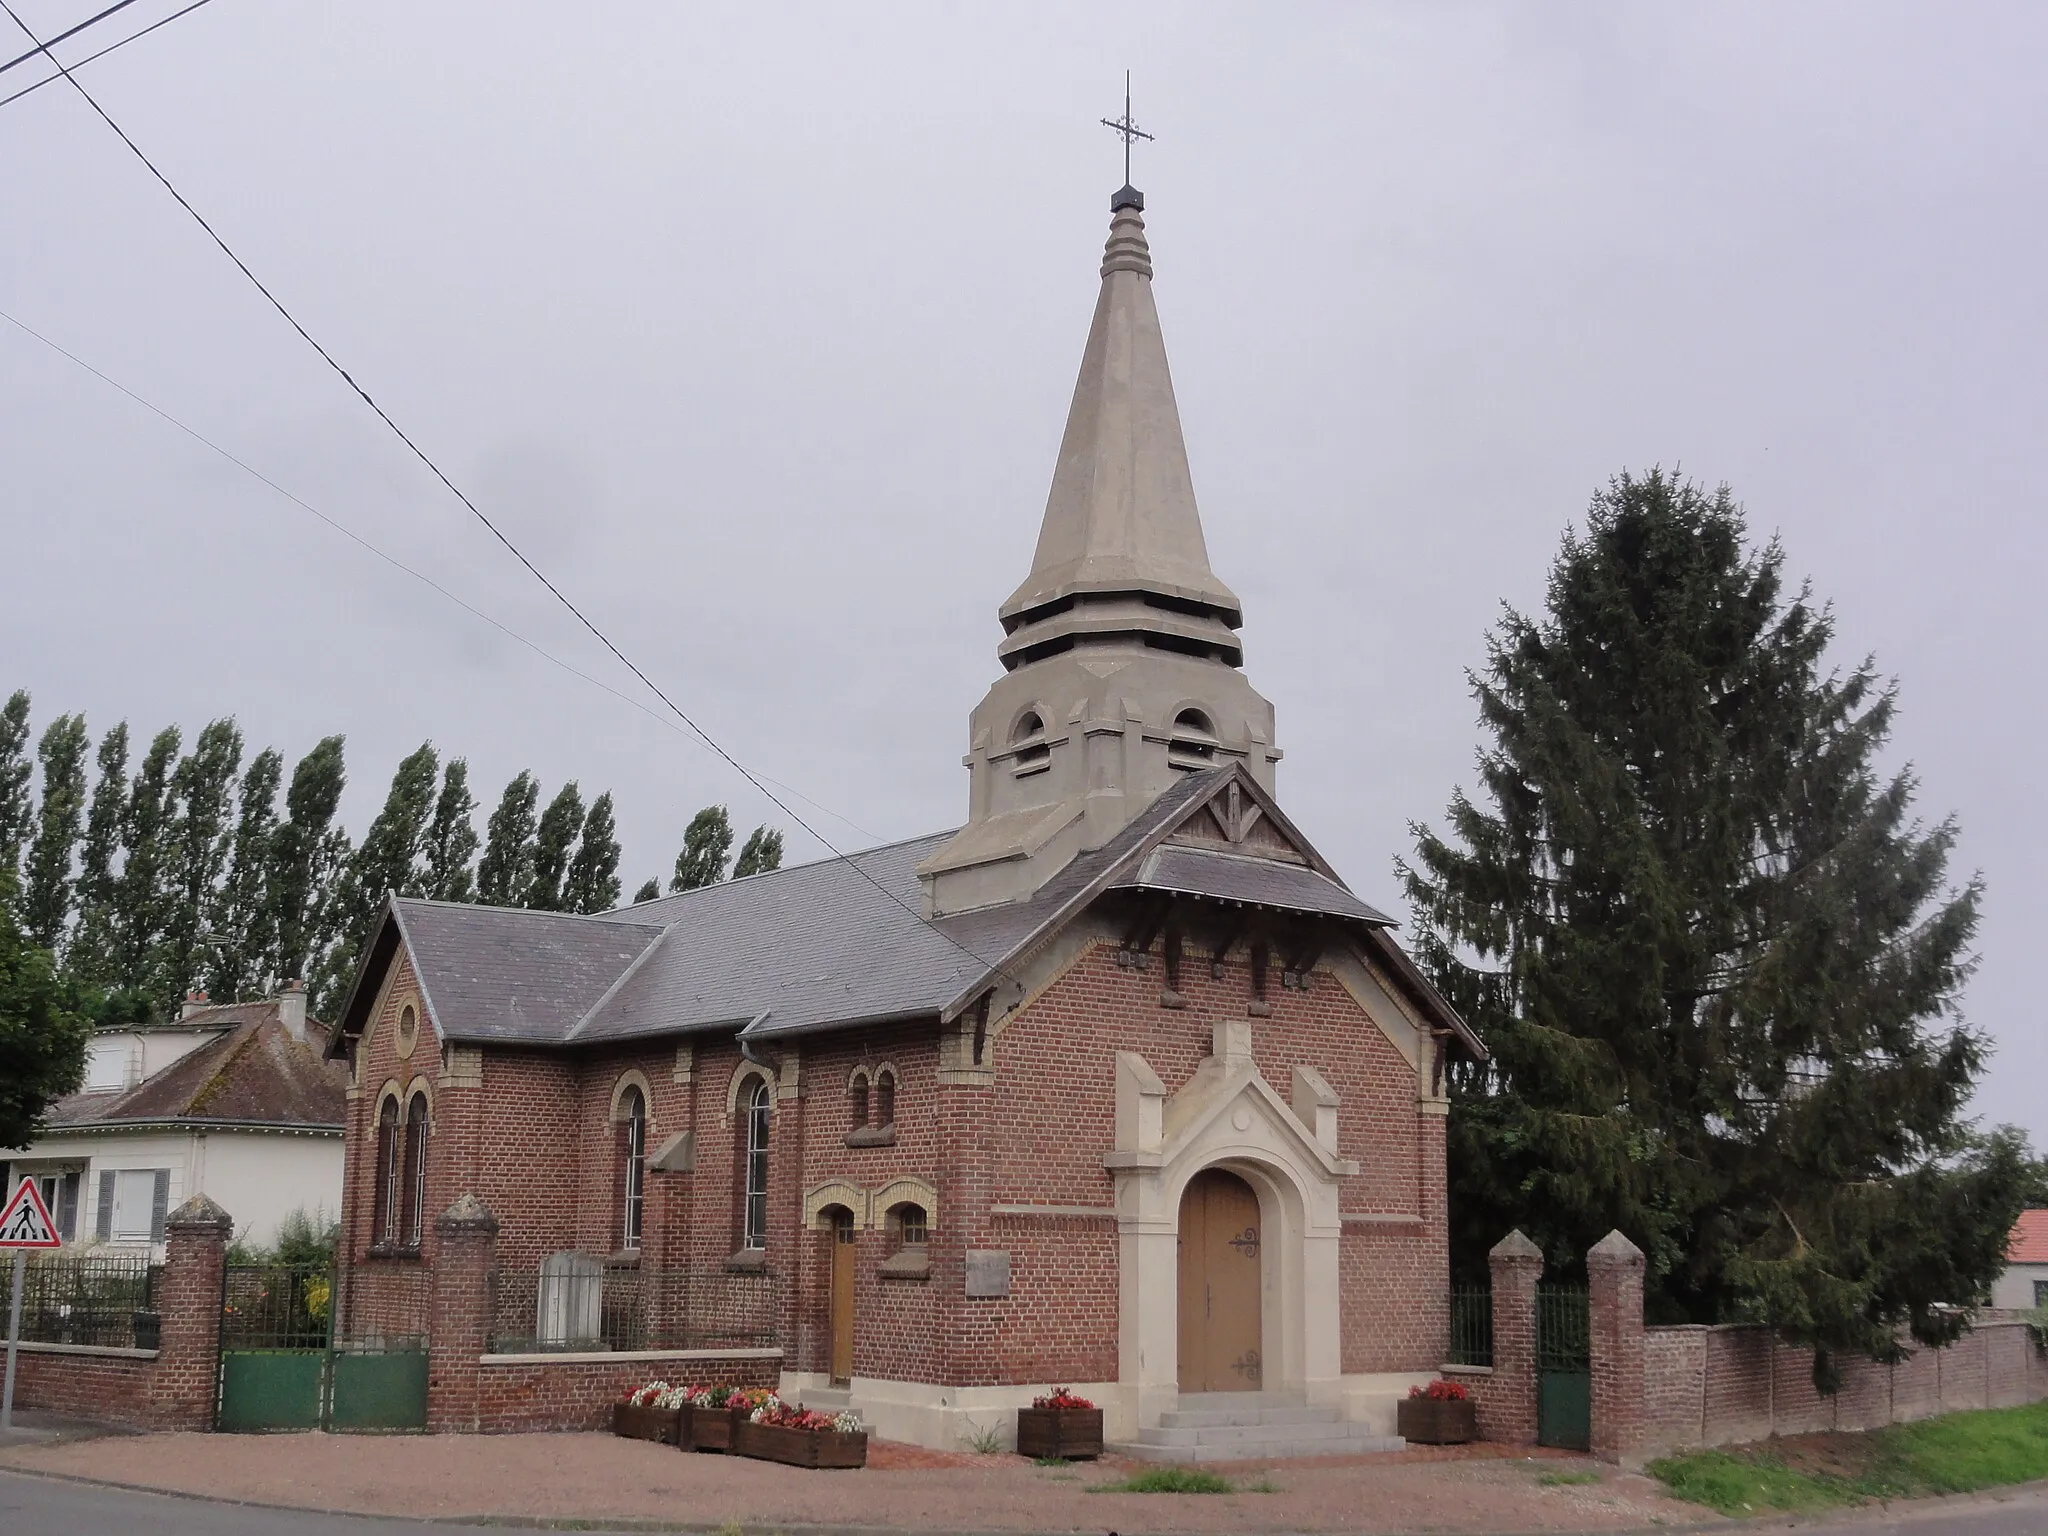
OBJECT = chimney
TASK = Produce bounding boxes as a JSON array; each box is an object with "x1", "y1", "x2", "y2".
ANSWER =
[
  {"x1": 277, "y1": 980, "x2": 307, "y2": 1043},
  {"x1": 181, "y1": 989, "x2": 210, "y2": 1020}
]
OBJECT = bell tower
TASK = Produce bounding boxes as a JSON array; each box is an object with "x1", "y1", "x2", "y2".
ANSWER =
[{"x1": 920, "y1": 185, "x2": 1280, "y2": 917}]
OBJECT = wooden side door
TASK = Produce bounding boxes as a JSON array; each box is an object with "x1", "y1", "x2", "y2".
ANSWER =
[
  {"x1": 1176, "y1": 1169, "x2": 1263, "y2": 1392},
  {"x1": 828, "y1": 1212, "x2": 856, "y2": 1385}
]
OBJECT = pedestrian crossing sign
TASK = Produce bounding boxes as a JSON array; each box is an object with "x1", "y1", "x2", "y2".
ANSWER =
[{"x1": 0, "y1": 1180, "x2": 60, "y2": 1248}]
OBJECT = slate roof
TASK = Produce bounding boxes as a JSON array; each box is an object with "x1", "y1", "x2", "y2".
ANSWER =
[
  {"x1": 334, "y1": 765, "x2": 1484, "y2": 1060},
  {"x1": 2010, "y1": 1209, "x2": 2048, "y2": 1265},
  {"x1": 45, "y1": 1001, "x2": 346, "y2": 1133}
]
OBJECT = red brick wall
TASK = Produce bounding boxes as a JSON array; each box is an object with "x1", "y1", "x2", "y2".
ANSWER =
[
  {"x1": 9, "y1": 1347, "x2": 161, "y2": 1426},
  {"x1": 473, "y1": 1355, "x2": 777, "y2": 1433}
]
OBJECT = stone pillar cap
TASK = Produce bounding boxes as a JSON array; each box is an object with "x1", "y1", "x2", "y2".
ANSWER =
[
  {"x1": 1588, "y1": 1228, "x2": 1646, "y2": 1265},
  {"x1": 165, "y1": 1193, "x2": 233, "y2": 1233},
  {"x1": 435, "y1": 1192, "x2": 500, "y2": 1235},
  {"x1": 1489, "y1": 1228, "x2": 1544, "y2": 1263}
]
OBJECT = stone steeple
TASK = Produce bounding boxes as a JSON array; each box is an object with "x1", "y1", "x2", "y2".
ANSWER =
[{"x1": 920, "y1": 188, "x2": 1280, "y2": 918}]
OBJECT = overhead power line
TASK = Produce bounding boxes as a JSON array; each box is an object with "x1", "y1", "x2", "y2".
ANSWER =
[
  {"x1": 2, "y1": 3, "x2": 1019, "y2": 989},
  {"x1": 0, "y1": 0, "x2": 216, "y2": 111},
  {"x1": 0, "y1": 0, "x2": 139, "y2": 76}
]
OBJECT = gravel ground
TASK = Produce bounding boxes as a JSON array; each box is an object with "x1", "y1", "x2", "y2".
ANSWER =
[{"x1": 0, "y1": 1430, "x2": 1712, "y2": 1533}]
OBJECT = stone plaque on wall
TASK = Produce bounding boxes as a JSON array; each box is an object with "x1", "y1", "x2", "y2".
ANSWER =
[{"x1": 965, "y1": 1249, "x2": 1011, "y2": 1298}]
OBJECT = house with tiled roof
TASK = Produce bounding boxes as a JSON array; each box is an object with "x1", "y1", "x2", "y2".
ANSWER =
[
  {"x1": 1995, "y1": 1209, "x2": 2048, "y2": 1311},
  {"x1": 2, "y1": 985, "x2": 347, "y2": 1257},
  {"x1": 326, "y1": 182, "x2": 1487, "y2": 1455}
]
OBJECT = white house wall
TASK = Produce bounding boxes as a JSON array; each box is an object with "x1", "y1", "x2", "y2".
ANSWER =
[{"x1": 1993, "y1": 1261, "x2": 2048, "y2": 1311}]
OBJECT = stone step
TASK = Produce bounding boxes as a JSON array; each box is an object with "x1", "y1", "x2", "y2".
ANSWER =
[
  {"x1": 795, "y1": 1386, "x2": 850, "y2": 1412},
  {"x1": 1138, "y1": 1419, "x2": 1385, "y2": 1449},
  {"x1": 1112, "y1": 1432, "x2": 1406, "y2": 1464},
  {"x1": 1158, "y1": 1403, "x2": 1343, "y2": 1428}
]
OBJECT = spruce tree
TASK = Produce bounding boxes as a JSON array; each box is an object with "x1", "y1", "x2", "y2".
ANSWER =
[
  {"x1": 23, "y1": 714, "x2": 89, "y2": 949},
  {"x1": 208, "y1": 748, "x2": 281, "y2": 1002},
  {"x1": 631, "y1": 878, "x2": 660, "y2": 904},
  {"x1": 67, "y1": 722, "x2": 128, "y2": 990},
  {"x1": 269, "y1": 736, "x2": 348, "y2": 988},
  {"x1": 158, "y1": 719, "x2": 242, "y2": 1008},
  {"x1": 1402, "y1": 469, "x2": 2039, "y2": 1382},
  {"x1": 477, "y1": 771, "x2": 539, "y2": 907},
  {"x1": 0, "y1": 691, "x2": 30, "y2": 903},
  {"x1": 525, "y1": 781, "x2": 584, "y2": 911},
  {"x1": 565, "y1": 792, "x2": 622, "y2": 914},
  {"x1": 733, "y1": 825, "x2": 784, "y2": 878},
  {"x1": 669, "y1": 804, "x2": 733, "y2": 892},
  {"x1": 0, "y1": 869, "x2": 92, "y2": 1150},
  {"x1": 424, "y1": 758, "x2": 479, "y2": 903},
  {"x1": 114, "y1": 725, "x2": 181, "y2": 1002}
]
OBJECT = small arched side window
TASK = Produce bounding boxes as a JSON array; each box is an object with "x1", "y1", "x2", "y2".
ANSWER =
[
  {"x1": 874, "y1": 1068, "x2": 896, "y2": 1129},
  {"x1": 617, "y1": 1085, "x2": 647, "y2": 1251},
  {"x1": 400, "y1": 1089, "x2": 430, "y2": 1250},
  {"x1": 742, "y1": 1078, "x2": 772, "y2": 1250},
  {"x1": 1009, "y1": 711, "x2": 1051, "y2": 776},
  {"x1": 373, "y1": 1094, "x2": 401, "y2": 1246},
  {"x1": 849, "y1": 1071, "x2": 870, "y2": 1130},
  {"x1": 888, "y1": 1201, "x2": 927, "y2": 1249},
  {"x1": 1167, "y1": 708, "x2": 1218, "y2": 770}
]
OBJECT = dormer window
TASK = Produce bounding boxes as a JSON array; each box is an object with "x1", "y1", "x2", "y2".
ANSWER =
[
  {"x1": 1009, "y1": 711, "x2": 1051, "y2": 777},
  {"x1": 1168, "y1": 708, "x2": 1218, "y2": 770}
]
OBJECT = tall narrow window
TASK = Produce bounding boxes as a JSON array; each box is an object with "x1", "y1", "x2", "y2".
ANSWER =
[
  {"x1": 618, "y1": 1085, "x2": 647, "y2": 1251},
  {"x1": 399, "y1": 1089, "x2": 430, "y2": 1249},
  {"x1": 743, "y1": 1078, "x2": 772, "y2": 1250},
  {"x1": 849, "y1": 1072, "x2": 869, "y2": 1130},
  {"x1": 874, "y1": 1068, "x2": 896, "y2": 1129},
  {"x1": 374, "y1": 1095, "x2": 401, "y2": 1245}
]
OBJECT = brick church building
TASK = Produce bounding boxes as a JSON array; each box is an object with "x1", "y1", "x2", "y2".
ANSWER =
[{"x1": 328, "y1": 179, "x2": 1486, "y2": 1453}]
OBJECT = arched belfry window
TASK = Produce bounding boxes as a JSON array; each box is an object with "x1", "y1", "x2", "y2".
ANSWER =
[
  {"x1": 849, "y1": 1070, "x2": 870, "y2": 1130},
  {"x1": 373, "y1": 1094, "x2": 401, "y2": 1246},
  {"x1": 742, "y1": 1078, "x2": 772, "y2": 1250},
  {"x1": 1009, "y1": 711, "x2": 1051, "y2": 776},
  {"x1": 399, "y1": 1088, "x2": 430, "y2": 1250},
  {"x1": 617, "y1": 1085, "x2": 647, "y2": 1251},
  {"x1": 1167, "y1": 708, "x2": 1218, "y2": 770},
  {"x1": 874, "y1": 1067, "x2": 896, "y2": 1129}
]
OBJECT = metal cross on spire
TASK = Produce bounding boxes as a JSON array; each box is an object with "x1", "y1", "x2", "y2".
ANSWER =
[{"x1": 1100, "y1": 71, "x2": 1154, "y2": 189}]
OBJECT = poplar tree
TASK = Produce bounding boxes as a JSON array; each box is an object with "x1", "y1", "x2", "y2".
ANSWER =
[
  {"x1": 208, "y1": 748, "x2": 281, "y2": 1002},
  {"x1": 424, "y1": 758, "x2": 479, "y2": 903},
  {"x1": 0, "y1": 690, "x2": 32, "y2": 902},
  {"x1": 269, "y1": 736, "x2": 348, "y2": 988},
  {"x1": 669, "y1": 805, "x2": 733, "y2": 892},
  {"x1": 733, "y1": 825, "x2": 784, "y2": 878},
  {"x1": 23, "y1": 714, "x2": 89, "y2": 949},
  {"x1": 115, "y1": 726, "x2": 182, "y2": 998},
  {"x1": 158, "y1": 719, "x2": 243, "y2": 1007},
  {"x1": 631, "y1": 878, "x2": 660, "y2": 904},
  {"x1": 525, "y1": 781, "x2": 584, "y2": 911},
  {"x1": 477, "y1": 771, "x2": 539, "y2": 907},
  {"x1": 565, "y1": 791, "x2": 622, "y2": 914},
  {"x1": 0, "y1": 871, "x2": 91, "y2": 1150},
  {"x1": 314, "y1": 742, "x2": 436, "y2": 1011},
  {"x1": 67, "y1": 722, "x2": 128, "y2": 989},
  {"x1": 1403, "y1": 469, "x2": 2039, "y2": 1383}
]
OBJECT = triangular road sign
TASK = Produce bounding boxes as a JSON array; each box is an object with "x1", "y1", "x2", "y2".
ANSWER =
[{"x1": 0, "y1": 1180, "x2": 60, "y2": 1248}]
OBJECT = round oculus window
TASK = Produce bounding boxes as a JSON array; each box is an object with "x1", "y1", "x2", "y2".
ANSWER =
[{"x1": 396, "y1": 1002, "x2": 419, "y2": 1059}]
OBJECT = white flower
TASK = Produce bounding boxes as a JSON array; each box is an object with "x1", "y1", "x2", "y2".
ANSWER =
[{"x1": 831, "y1": 1410, "x2": 863, "y2": 1434}]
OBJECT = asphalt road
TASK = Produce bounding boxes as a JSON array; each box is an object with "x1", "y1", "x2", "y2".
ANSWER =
[{"x1": 4, "y1": 1467, "x2": 2048, "y2": 1535}]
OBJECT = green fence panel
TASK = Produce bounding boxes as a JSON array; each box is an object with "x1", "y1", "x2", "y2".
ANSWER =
[
  {"x1": 330, "y1": 1349, "x2": 428, "y2": 1431},
  {"x1": 1535, "y1": 1284, "x2": 1590, "y2": 1450},
  {"x1": 218, "y1": 1350, "x2": 324, "y2": 1432}
]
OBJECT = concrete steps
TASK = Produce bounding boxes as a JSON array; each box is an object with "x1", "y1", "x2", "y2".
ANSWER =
[{"x1": 1112, "y1": 1392, "x2": 1405, "y2": 1464}]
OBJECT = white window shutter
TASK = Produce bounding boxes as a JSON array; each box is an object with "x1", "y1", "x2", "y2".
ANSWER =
[
  {"x1": 149, "y1": 1169, "x2": 171, "y2": 1242},
  {"x1": 96, "y1": 1169, "x2": 115, "y2": 1240}
]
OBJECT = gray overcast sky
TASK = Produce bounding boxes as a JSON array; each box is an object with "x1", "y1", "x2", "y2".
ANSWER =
[{"x1": 3, "y1": 3, "x2": 2042, "y2": 1141}]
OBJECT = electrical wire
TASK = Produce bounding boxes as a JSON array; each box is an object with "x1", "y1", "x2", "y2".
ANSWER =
[
  {"x1": 0, "y1": 0, "x2": 139, "y2": 75},
  {"x1": 2, "y1": 4, "x2": 1019, "y2": 988},
  {"x1": 0, "y1": 304, "x2": 887, "y2": 850},
  {"x1": 0, "y1": 0, "x2": 214, "y2": 110}
]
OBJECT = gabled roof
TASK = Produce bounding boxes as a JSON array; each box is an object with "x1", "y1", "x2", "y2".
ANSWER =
[
  {"x1": 2010, "y1": 1209, "x2": 2048, "y2": 1265},
  {"x1": 45, "y1": 1001, "x2": 345, "y2": 1133},
  {"x1": 330, "y1": 765, "x2": 1482, "y2": 1061}
]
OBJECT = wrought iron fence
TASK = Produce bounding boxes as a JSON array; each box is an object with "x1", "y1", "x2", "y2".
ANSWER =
[
  {"x1": 221, "y1": 1263, "x2": 332, "y2": 1350},
  {"x1": 487, "y1": 1260, "x2": 779, "y2": 1354},
  {"x1": 9, "y1": 1253, "x2": 160, "y2": 1348},
  {"x1": 1448, "y1": 1285, "x2": 1493, "y2": 1367},
  {"x1": 1535, "y1": 1283, "x2": 1589, "y2": 1370}
]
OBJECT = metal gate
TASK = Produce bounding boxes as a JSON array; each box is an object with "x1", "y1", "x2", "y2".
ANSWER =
[
  {"x1": 216, "y1": 1265, "x2": 425, "y2": 1432},
  {"x1": 1535, "y1": 1284, "x2": 1590, "y2": 1450}
]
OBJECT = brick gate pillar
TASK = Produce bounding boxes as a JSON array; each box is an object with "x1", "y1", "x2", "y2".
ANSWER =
[
  {"x1": 428, "y1": 1193, "x2": 498, "y2": 1433},
  {"x1": 1587, "y1": 1229, "x2": 1646, "y2": 1463},
  {"x1": 1484, "y1": 1229, "x2": 1543, "y2": 1445},
  {"x1": 147, "y1": 1194, "x2": 232, "y2": 1430}
]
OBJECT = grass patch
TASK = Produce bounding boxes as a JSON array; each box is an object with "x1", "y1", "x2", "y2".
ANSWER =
[
  {"x1": 1089, "y1": 1466, "x2": 1238, "y2": 1494},
  {"x1": 1033, "y1": 1454, "x2": 1071, "y2": 1467},
  {"x1": 1537, "y1": 1469, "x2": 1602, "y2": 1487},
  {"x1": 1649, "y1": 1399, "x2": 2048, "y2": 1516}
]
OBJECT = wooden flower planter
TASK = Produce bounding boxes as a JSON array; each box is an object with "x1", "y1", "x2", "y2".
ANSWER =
[
  {"x1": 684, "y1": 1405, "x2": 744, "y2": 1453},
  {"x1": 1015, "y1": 1406, "x2": 1104, "y2": 1460},
  {"x1": 732, "y1": 1419, "x2": 869, "y2": 1469},
  {"x1": 611, "y1": 1402, "x2": 684, "y2": 1445},
  {"x1": 1396, "y1": 1396, "x2": 1476, "y2": 1445}
]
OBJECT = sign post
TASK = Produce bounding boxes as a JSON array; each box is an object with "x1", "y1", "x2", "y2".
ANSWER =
[{"x1": 0, "y1": 1179, "x2": 62, "y2": 1432}]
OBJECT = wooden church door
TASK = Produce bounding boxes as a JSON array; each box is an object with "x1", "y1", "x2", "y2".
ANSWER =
[
  {"x1": 829, "y1": 1210, "x2": 856, "y2": 1384},
  {"x1": 1176, "y1": 1169, "x2": 1263, "y2": 1392}
]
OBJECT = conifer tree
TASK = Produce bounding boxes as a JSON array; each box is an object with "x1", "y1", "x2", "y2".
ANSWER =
[
  {"x1": 0, "y1": 691, "x2": 30, "y2": 905},
  {"x1": 1403, "y1": 469, "x2": 2040, "y2": 1382},
  {"x1": 67, "y1": 722, "x2": 128, "y2": 989},
  {"x1": 268, "y1": 736, "x2": 348, "y2": 989},
  {"x1": 477, "y1": 771, "x2": 539, "y2": 907},
  {"x1": 733, "y1": 825, "x2": 784, "y2": 878},
  {"x1": 158, "y1": 719, "x2": 242, "y2": 1008},
  {"x1": 313, "y1": 743, "x2": 436, "y2": 1012},
  {"x1": 564, "y1": 791, "x2": 622, "y2": 914},
  {"x1": 0, "y1": 869, "x2": 91, "y2": 1150},
  {"x1": 424, "y1": 758, "x2": 479, "y2": 903},
  {"x1": 208, "y1": 748, "x2": 281, "y2": 1002},
  {"x1": 23, "y1": 714, "x2": 89, "y2": 949},
  {"x1": 525, "y1": 782, "x2": 584, "y2": 911},
  {"x1": 669, "y1": 804, "x2": 733, "y2": 892},
  {"x1": 114, "y1": 726, "x2": 181, "y2": 999},
  {"x1": 631, "y1": 878, "x2": 660, "y2": 904}
]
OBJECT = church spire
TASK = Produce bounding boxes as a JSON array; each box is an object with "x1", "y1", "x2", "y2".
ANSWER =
[{"x1": 997, "y1": 193, "x2": 1245, "y2": 671}]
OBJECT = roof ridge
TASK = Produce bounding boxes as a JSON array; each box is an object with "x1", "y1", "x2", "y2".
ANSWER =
[
  {"x1": 609, "y1": 826, "x2": 958, "y2": 918},
  {"x1": 395, "y1": 893, "x2": 667, "y2": 928}
]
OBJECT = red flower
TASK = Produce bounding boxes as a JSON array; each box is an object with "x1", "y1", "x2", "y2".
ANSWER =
[
  {"x1": 1407, "y1": 1379, "x2": 1469, "y2": 1401},
  {"x1": 1032, "y1": 1387, "x2": 1095, "y2": 1410}
]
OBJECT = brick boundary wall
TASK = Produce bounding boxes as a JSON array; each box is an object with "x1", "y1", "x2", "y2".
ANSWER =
[
  {"x1": 8, "y1": 1345, "x2": 160, "y2": 1426},
  {"x1": 473, "y1": 1353, "x2": 781, "y2": 1432}
]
